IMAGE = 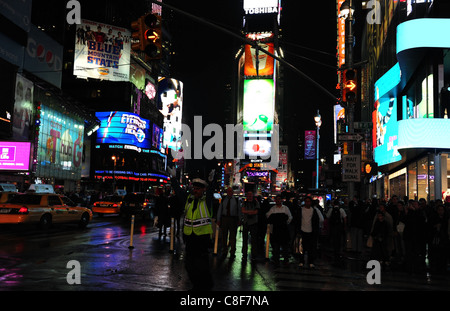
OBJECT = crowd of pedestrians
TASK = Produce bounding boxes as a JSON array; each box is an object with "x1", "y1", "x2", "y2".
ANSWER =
[
  {"x1": 212, "y1": 191, "x2": 450, "y2": 275},
  {"x1": 63, "y1": 186, "x2": 450, "y2": 279}
]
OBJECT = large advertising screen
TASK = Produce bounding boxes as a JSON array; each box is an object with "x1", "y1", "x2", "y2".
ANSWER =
[
  {"x1": 243, "y1": 79, "x2": 275, "y2": 132},
  {"x1": 244, "y1": 43, "x2": 275, "y2": 76},
  {"x1": 96, "y1": 111, "x2": 152, "y2": 149},
  {"x1": 74, "y1": 19, "x2": 131, "y2": 82},
  {"x1": 157, "y1": 77, "x2": 183, "y2": 151},
  {"x1": 244, "y1": 137, "x2": 272, "y2": 158},
  {"x1": 0, "y1": 141, "x2": 31, "y2": 171},
  {"x1": 373, "y1": 63, "x2": 402, "y2": 167},
  {"x1": 37, "y1": 105, "x2": 84, "y2": 180},
  {"x1": 13, "y1": 74, "x2": 34, "y2": 141}
]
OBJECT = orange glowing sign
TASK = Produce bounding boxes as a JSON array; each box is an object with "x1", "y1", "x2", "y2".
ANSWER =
[
  {"x1": 244, "y1": 43, "x2": 275, "y2": 76},
  {"x1": 337, "y1": 0, "x2": 346, "y2": 68}
]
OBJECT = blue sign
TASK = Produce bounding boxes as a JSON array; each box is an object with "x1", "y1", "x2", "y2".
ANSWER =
[{"x1": 96, "y1": 111, "x2": 152, "y2": 149}]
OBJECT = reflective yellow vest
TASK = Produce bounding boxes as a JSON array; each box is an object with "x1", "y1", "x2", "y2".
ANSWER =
[{"x1": 183, "y1": 195, "x2": 213, "y2": 236}]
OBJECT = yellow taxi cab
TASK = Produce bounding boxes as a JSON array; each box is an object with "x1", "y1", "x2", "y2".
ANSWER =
[
  {"x1": 0, "y1": 193, "x2": 93, "y2": 229},
  {"x1": 0, "y1": 191, "x2": 20, "y2": 203},
  {"x1": 92, "y1": 195, "x2": 123, "y2": 216}
]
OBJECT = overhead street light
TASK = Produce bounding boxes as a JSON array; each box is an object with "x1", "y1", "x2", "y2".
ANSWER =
[{"x1": 339, "y1": 0, "x2": 355, "y2": 19}]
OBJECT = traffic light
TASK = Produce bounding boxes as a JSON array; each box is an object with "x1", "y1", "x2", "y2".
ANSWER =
[
  {"x1": 131, "y1": 13, "x2": 162, "y2": 61},
  {"x1": 342, "y1": 69, "x2": 357, "y2": 103},
  {"x1": 131, "y1": 16, "x2": 146, "y2": 52}
]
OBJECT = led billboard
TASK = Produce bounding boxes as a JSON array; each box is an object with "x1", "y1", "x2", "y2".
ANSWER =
[
  {"x1": 243, "y1": 79, "x2": 274, "y2": 132},
  {"x1": 157, "y1": 77, "x2": 183, "y2": 151},
  {"x1": 244, "y1": 42, "x2": 275, "y2": 76},
  {"x1": 74, "y1": 19, "x2": 131, "y2": 82},
  {"x1": 37, "y1": 105, "x2": 84, "y2": 179},
  {"x1": 0, "y1": 141, "x2": 31, "y2": 171},
  {"x1": 244, "y1": 137, "x2": 271, "y2": 158},
  {"x1": 96, "y1": 111, "x2": 152, "y2": 149},
  {"x1": 373, "y1": 63, "x2": 402, "y2": 167}
]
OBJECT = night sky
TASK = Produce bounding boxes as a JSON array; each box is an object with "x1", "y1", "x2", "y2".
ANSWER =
[{"x1": 164, "y1": 0, "x2": 338, "y2": 175}]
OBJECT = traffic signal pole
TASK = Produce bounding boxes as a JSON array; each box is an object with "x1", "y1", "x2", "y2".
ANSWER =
[
  {"x1": 345, "y1": 0, "x2": 355, "y2": 200},
  {"x1": 149, "y1": 0, "x2": 338, "y2": 102}
]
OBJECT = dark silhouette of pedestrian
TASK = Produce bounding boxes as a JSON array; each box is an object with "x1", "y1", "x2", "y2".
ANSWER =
[
  {"x1": 241, "y1": 191, "x2": 260, "y2": 261},
  {"x1": 154, "y1": 188, "x2": 170, "y2": 240},
  {"x1": 266, "y1": 195, "x2": 293, "y2": 265},
  {"x1": 216, "y1": 187, "x2": 241, "y2": 259},
  {"x1": 295, "y1": 196, "x2": 323, "y2": 268}
]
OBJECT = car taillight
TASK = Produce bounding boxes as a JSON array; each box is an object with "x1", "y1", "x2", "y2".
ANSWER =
[
  {"x1": 18, "y1": 207, "x2": 28, "y2": 214},
  {"x1": 94, "y1": 202, "x2": 98, "y2": 207},
  {"x1": 112, "y1": 204, "x2": 118, "y2": 207}
]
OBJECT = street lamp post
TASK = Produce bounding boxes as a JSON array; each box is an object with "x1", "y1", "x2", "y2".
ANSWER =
[
  {"x1": 112, "y1": 155, "x2": 117, "y2": 193},
  {"x1": 314, "y1": 110, "x2": 322, "y2": 190}
]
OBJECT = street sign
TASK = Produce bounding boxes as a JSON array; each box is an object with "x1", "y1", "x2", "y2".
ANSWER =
[
  {"x1": 354, "y1": 122, "x2": 373, "y2": 130},
  {"x1": 338, "y1": 133, "x2": 363, "y2": 142},
  {"x1": 342, "y1": 154, "x2": 360, "y2": 182}
]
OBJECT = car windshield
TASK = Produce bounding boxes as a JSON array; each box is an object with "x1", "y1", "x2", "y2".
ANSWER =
[
  {"x1": 124, "y1": 193, "x2": 145, "y2": 202},
  {"x1": 103, "y1": 195, "x2": 122, "y2": 202},
  {"x1": 8, "y1": 194, "x2": 42, "y2": 205}
]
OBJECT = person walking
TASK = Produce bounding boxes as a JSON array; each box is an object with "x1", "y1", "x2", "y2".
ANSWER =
[
  {"x1": 403, "y1": 199, "x2": 427, "y2": 274},
  {"x1": 296, "y1": 196, "x2": 323, "y2": 268},
  {"x1": 370, "y1": 211, "x2": 391, "y2": 265},
  {"x1": 241, "y1": 191, "x2": 260, "y2": 261},
  {"x1": 170, "y1": 167, "x2": 216, "y2": 291},
  {"x1": 326, "y1": 199, "x2": 347, "y2": 265},
  {"x1": 154, "y1": 188, "x2": 170, "y2": 240},
  {"x1": 266, "y1": 195, "x2": 293, "y2": 265},
  {"x1": 427, "y1": 204, "x2": 450, "y2": 274},
  {"x1": 216, "y1": 187, "x2": 241, "y2": 259},
  {"x1": 168, "y1": 189, "x2": 182, "y2": 236},
  {"x1": 349, "y1": 195, "x2": 365, "y2": 254}
]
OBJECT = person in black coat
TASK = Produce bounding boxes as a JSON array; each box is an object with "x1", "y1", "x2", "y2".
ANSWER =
[
  {"x1": 266, "y1": 195, "x2": 293, "y2": 265},
  {"x1": 154, "y1": 188, "x2": 170, "y2": 240},
  {"x1": 370, "y1": 212, "x2": 390, "y2": 264}
]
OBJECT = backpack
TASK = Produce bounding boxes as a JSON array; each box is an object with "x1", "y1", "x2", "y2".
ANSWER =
[{"x1": 329, "y1": 207, "x2": 342, "y2": 226}]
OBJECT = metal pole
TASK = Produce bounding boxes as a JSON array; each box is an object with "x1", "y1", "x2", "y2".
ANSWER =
[
  {"x1": 316, "y1": 114, "x2": 320, "y2": 189},
  {"x1": 213, "y1": 224, "x2": 219, "y2": 256},
  {"x1": 265, "y1": 224, "x2": 271, "y2": 260},
  {"x1": 346, "y1": 0, "x2": 355, "y2": 200},
  {"x1": 128, "y1": 215, "x2": 135, "y2": 249},
  {"x1": 169, "y1": 217, "x2": 174, "y2": 253}
]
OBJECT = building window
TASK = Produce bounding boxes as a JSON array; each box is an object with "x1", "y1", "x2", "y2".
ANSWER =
[
  {"x1": 417, "y1": 157, "x2": 429, "y2": 201},
  {"x1": 408, "y1": 162, "x2": 417, "y2": 200}
]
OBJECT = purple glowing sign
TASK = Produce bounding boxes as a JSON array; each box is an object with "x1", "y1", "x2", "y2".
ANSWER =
[
  {"x1": 246, "y1": 171, "x2": 269, "y2": 177},
  {"x1": 0, "y1": 141, "x2": 31, "y2": 171}
]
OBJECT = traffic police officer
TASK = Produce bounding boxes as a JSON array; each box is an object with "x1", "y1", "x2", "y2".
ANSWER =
[{"x1": 170, "y1": 167, "x2": 215, "y2": 291}]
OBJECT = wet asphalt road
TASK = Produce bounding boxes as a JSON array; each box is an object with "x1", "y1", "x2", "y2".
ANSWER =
[{"x1": 1, "y1": 214, "x2": 449, "y2": 295}]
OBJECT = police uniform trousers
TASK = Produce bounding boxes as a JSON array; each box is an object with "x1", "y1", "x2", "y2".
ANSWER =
[{"x1": 184, "y1": 233, "x2": 214, "y2": 291}]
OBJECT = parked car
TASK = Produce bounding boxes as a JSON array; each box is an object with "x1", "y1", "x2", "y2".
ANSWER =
[
  {"x1": 0, "y1": 193, "x2": 92, "y2": 229},
  {"x1": 121, "y1": 192, "x2": 155, "y2": 220},
  {"x1": 92, "y1": 195, "x2": 123, "y2": 216}
]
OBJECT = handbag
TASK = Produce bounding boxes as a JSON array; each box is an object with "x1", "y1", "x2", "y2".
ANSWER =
[{"x1": 366, "y1": 236, "x2": 373, "y2": 248}]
